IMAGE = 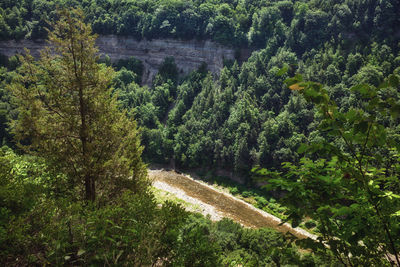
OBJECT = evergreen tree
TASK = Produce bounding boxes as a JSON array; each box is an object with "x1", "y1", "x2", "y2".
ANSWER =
[{"x1": 9, "y1": 9, "x2": 147, "y2": 201}]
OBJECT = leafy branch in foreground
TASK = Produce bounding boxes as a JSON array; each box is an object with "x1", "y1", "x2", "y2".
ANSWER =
[
  {"x1": 9, "y1": 9, "x2": 147, "y2": 202},
  {"x1": 254, "y1": 73, "x2": 400, "y2": 266}
]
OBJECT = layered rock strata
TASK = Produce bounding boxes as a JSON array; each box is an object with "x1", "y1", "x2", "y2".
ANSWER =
[{"x1": 0, "y1": 36, "x2": 240, "y2": 85}]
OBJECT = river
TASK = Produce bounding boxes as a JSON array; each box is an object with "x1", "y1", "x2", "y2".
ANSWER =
[{"x1": 149, "y1": 169, "x2": 317, "y2": 240}]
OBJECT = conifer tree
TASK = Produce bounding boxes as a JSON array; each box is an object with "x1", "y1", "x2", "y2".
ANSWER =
[{"x1": 9, "y1": 9, "x2": 147, "y2": 201}]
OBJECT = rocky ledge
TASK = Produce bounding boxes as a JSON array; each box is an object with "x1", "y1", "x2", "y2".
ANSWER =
[{"x1": 0, "y1": 36, "x2": 246, "y2": 85}]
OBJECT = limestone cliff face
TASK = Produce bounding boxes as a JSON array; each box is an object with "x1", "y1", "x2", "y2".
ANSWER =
[{"x1": 0, "y1": 36, "x2": 239, "y2": 85}]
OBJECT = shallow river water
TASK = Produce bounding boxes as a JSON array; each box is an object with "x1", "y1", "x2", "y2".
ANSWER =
[{"x1": 149, "y1": 169, "x2": 316, "y2": 240}]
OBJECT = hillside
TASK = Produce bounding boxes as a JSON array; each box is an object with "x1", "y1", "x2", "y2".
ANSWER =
[
  {"x1": 1, "y1": 1, "x2": 400, "y2": 266},
  {"x1": 1, "y1": 1, "x2": 400, "y2": 177}
]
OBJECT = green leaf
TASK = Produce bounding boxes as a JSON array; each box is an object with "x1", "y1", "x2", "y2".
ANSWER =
[
  {"x1": 351, "y1": 83, "x2": 369, "y2": 93},
  {"x1": 106, "y1": 236, "x2": 116, "y2": 243},
  {"x1": 345, "y1": 109, "x2": 358, "y2": 122},
  {"x1": 276, "y1": 64, "x2": 289, "y2": 76},
  {"x1": 354, "y1": 121, "x2": 368, "y2": 134},
  {"x1": 297, "y1": 143, "x2": 309, "y2": 154},
  {"x1": 382, "y1": 191, "x2": 400, "y2": 200},
  {"x1": 389, "y1": 104, "x2": 400, "y2": 118},
  {"x1": 351, "y1": 83, "x2": 376, "y2": 98},
  {"x1": 77, "y1": 249, "x2": 85, "y2": 256},
  {"x1": 392, "y1": 210, "x2": 400, "y2": 217},
  {"x1": 284, "y1": 73, "x2": 303, "y2": 86},
  {"x1": 336, "y1": 207, "x2": 351, "y2": 216},
  {"x1": 388, "y1": 74, "x2": 399, "y2": 87}
]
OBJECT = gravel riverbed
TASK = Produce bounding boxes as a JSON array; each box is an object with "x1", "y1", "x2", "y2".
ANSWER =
[{"x1": 149, "y1": 169, "x2": 317, "y2": 240}]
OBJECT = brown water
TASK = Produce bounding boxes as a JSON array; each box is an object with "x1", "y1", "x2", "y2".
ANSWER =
[{"x1": 149, "y1": 170, "x2": 316, "y2": 240}]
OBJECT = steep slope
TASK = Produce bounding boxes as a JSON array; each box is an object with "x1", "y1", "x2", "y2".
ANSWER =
[{"x1": 0, "y1": 36, "x2": 240, "y2": 85}]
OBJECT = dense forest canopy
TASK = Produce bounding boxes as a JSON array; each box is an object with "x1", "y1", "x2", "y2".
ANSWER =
[
  {"x1": 0, "y1": 0, "x2": 399, "y2": 47},
  {"x1": 1, "y1": 0, "x2": 400, "y2": 176},
  {"x1": 0, "y1": 0, "x2": 400, "y2": 266},
  {"x1": 96, "y1": 0, "x2": 400, "y2": 177}
]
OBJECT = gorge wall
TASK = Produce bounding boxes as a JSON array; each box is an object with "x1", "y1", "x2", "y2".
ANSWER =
[{"x1": 0, "y1": 36, "x2": 246, "y2": 85}]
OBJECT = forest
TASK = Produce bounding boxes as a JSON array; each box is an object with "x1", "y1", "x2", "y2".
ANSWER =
[{"x1": 1, "y1": 0, "x2": 400, "y2": 266}]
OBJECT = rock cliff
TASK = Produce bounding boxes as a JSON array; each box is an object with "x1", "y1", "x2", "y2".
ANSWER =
[{"x1": 0, "y1": 36, "x2": 243, "y2": 85}]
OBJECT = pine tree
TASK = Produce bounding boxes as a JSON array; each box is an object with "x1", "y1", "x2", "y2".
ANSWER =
[{"x1": 9, "y1": 9, "x2": 147, "y2": 201}]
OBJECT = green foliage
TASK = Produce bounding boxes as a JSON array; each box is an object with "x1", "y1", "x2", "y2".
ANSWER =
[
  {"x1": 1, "y1": 1, "x2": 400, "y2": 179},
  {"x1": 1, "y1": 3, "x2": 400, "y2": 264},
  {"x1": 9, "y1": 9, "x2": 147, "y2": 201},
  {"x1": 175, "y1": 214, "x2": 330, "y2": 267},
  {"x1": 255, "y1": 74, "x2": 400, "y2": 266},
  {"x1": 0, "y1": 165, "x2": 190, "y2": 265},
  {"x1": 0, "y1": 146, "x2": 330, "y2": 266},
  {"x1": 156, "y1": 56, "x2": 179, "y2": 86},
  {"x1": 229, "y1": 186, "x2": 239, "y2": 195},
  {"x1": 304, "y1": 220, "x2": 317, "y2": 230},
  {"x1": 0, "y1": 66, "x2": 16, "y2": 147},
  {"x1": 2, "y1": 0, "x2": 398, "y2": 50},
  {"x1": 174, "y1": 215, "x2": 221, "y2": 266},
  {"x1": 0, "y1": 148, "x2": 45, "y2": 217},
  {"x1": 113, "y1": 56, "x2": 143, "y2": 84}
]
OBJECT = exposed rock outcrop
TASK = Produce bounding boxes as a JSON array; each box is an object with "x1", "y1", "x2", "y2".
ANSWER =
[{"x1": 0, "y1": 36, "x2": 243, "y2": 85}]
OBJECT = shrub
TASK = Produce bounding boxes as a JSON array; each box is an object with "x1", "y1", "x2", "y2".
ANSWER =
[
  {"x1": 229, "y1": 187, "x2": 239, "y2": 195},
  {"x1": 254, "y1": 196, "x2": 268, "y2": 208},
  {"x1": 242, "y1": 191, "x2": 253, "y2": 198},
  {"x1": 305, "y1": 219, "x2": 317, "y2": 229}
]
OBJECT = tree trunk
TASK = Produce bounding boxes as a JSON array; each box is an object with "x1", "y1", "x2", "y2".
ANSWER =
[{"x1": 85, "y1": 175, "x2": 95, "y2": 201}]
